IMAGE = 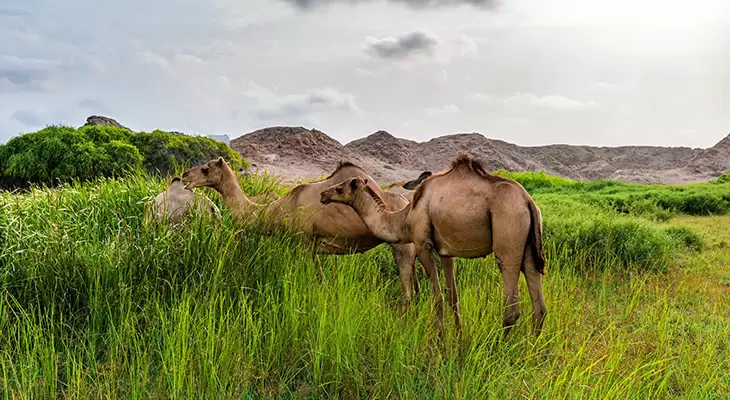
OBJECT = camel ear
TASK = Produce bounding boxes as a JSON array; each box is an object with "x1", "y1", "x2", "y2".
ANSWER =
[
  {"x1": 349, "y1": 178, "x2": 359, "y2": 190},
  {"x1": 363, "y1": 178, "x2": 369, "y2": 186},
  {"x1": 216, "y1": 157, "x2": 224, "y2": 167}
]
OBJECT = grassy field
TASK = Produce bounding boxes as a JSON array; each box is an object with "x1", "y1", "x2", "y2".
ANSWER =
[{"x1": 1, "y1": 171, "x2": 729, "y2": 399}]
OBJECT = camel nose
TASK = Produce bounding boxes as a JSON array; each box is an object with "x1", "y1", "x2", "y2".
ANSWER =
[{"x1": 182, "y1": 171, "x2": 189, "y2": 178}]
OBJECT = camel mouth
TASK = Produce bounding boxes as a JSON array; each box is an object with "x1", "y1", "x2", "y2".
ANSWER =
[{"x1": 320, "y1": 195, "x2": 332, "y2": 205}]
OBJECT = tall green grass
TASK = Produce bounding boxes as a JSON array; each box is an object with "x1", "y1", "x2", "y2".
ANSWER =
[{"x1": 0, "y1": 173, "x2": 728, "y2": 398}]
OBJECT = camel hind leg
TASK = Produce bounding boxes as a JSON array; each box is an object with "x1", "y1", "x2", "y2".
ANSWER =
[
  {"x1": 496, "y1": 256, "x2": 522, "y2": 339},
  {"x1": 416, "y1": 242, "x2": 445, "y2": 338},
  {"x1": 441, "y1": 256, "x2": 461, "y2": 331},
  {"x1": 522, "y1": 246, "x2": 547, "y2": 337}
]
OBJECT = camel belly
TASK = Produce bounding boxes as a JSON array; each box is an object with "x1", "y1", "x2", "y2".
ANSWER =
[
  {"x1": 431, "y1": 211, "x2": 493, "y2": 259},
  {"x1": 313, "y1": 203, "x2": 385, "y2": 254}
]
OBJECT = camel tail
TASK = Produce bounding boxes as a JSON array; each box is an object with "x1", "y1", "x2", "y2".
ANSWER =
[{"x1": 527, "y1": 199, "x2": 547, "y2": 275}]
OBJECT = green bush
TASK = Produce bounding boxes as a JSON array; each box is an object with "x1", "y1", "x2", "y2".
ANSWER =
[
  {"x1": 0, "y1": 125, "x2": 244, "y2": 187},
  {"x1": 663, "y1": 226, "x2": 704, "y2": 252},
  {"x1": 711, "y1": 173, "x2": 730, "y2": 184},
  {"x1": 544, "y1": 215, "x2": 674, "y2": 272}
]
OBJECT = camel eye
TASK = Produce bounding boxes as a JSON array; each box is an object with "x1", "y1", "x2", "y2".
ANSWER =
[
  {"x1": 336, "y1": 188, "x2": 343, "y2": 194},
  {"x1": 202, "y1": 167, "x2": 209, "y2": 175}
]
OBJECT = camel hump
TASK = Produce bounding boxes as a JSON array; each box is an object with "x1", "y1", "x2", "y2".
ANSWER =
[{"x1": 527, "y1": 199, "x2": 546, "y2": 275}]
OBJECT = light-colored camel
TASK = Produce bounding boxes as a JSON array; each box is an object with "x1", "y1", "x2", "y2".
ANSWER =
[
  {"x1": 384, "y1": 171, "x2": 433, "y2": 202},
  {"x1": 320, "y1": 152, "x2": 547, "y2": 338},
  {"x1": 144, "y1": 177, "x2": 221, "y2": 224},
  {"x1": 181, "y1": 157, "x2": 420, "y2": 311}
]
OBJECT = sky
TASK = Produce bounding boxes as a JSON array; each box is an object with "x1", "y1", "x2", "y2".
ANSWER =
[{"x1": 1, "y1": 0, "x2": 729, "y2": 148}]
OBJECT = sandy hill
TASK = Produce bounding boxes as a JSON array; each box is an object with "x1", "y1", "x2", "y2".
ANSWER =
[{"x1": 230, "y1": 126, "x2": 730, "y2": 184}]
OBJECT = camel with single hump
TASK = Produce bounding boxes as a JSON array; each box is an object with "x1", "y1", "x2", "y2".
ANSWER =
[
  {"x1": 181, "y1": 157, "x2": 421, "y2": 313},
  {"x1": 320, "y1": 152, "x2": 547, "y2": 338}
]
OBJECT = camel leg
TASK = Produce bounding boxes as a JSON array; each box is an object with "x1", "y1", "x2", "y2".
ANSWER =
[
  {"x1": 522, "y1": 249, "x2": 547, "y2": 337},
  {"x1": 391, "y1": 243, "x2": 416, "y2": 317},
  {"x1": 416, "y1": 243, "x2": 445, "y2": 337},
  {"x1": 441, "y1": 256, "x2": 461, "y2": 332},
  {"x1": 497, "y1": 257, "x2": 522, "y2": 339},
  {"x1": 310, "y1": 239, "x2": 326, "y2": 281}
]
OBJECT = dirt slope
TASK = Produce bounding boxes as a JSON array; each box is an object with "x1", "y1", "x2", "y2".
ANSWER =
[{"x1": 230, "y1": 126, "x2": 729, "y2": 184}]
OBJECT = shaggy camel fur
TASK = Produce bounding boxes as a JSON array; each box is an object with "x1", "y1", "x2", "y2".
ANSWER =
[
  {"x1": 144, "y1": 177, "x2": 220, "y2": 224},
  {"x1": 320, "y1": 152, "x2": 547, "y2": 338},
  {"x1": 181, "y1": 157, "x2": 420, "y2": 312}
]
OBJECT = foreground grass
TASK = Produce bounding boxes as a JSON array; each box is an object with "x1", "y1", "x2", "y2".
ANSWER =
[{"x1": 0, "y1": 174, "x2": 729, "y2": 398}]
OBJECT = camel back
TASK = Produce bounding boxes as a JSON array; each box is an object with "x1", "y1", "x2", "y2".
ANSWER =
[{"x1": 411, "y1": 152, "x2": 511, "y2": 207}]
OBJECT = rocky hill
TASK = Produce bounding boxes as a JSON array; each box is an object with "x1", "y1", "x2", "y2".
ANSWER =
[
  {"x1": 230, "y1": 126, "x2": 730, "y2": 184},
  {"x1": 80, "y1": 115, "x2": 728, "y2": 184}
]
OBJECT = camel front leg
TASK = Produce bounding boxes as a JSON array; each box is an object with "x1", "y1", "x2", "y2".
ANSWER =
[
  {"x1": 416, "y1": 242, "x2": 444, "y2": 338},
  {"x1": 441, "y1": 256, "x2": 461, "y2": 332},
  {"x1": 391, "y1": 243, "x2": 417, "y2": 317}
]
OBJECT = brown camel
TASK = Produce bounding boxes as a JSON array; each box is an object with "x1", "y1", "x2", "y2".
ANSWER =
[
  {"x1": 144, "y1": 177, "x2": 220, "y2": 224},
  {"x1": 384, "y1": 171, "x2": 433, "y2": 202},
  {"x1": 320, "y1": 152, "x2": 547, "y2": 338},
  {"x1": 181, "y1": 157, "x2": 420, "y2": 312}
]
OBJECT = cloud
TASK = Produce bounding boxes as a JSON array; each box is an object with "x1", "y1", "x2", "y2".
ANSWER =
[
  {"x1": 355, "y1": 67, "x2": 375, "y2": 77},
  {"x1": 506, "y1": 93, "x2": 601, "y2": 111},
  {"x1": 11, "y1": 110, "x2": 44, "y2": 127},
  {"x1": 244, "y1": 81, "x2": 362, "y2": 120},
  {"x1": 279, "y1": 0, "x2": 499, "y2": 11},
  {"x1": 363, "y1": 31, "x2": 438, "y2": 60},
  {"x1": 0, "y1": 8, "x2": 30, "y2": 17},
  {"x1": 363, "y1": 31, "x2": 478, "y2": 65},
  {"x1": 425, "y1": 104, "x2": 460, "y2": 115},
  {"x1": 0, "y1": 56, "x2": 57, "y2": 91}
]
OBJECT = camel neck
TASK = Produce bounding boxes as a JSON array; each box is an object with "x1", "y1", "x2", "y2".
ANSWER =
[
  {"x1": 352, "y1": 189, "x2": 410, "y2": 244},
  {"x1": 215, "y1": 166, "x2": 261, "y2": 219}
]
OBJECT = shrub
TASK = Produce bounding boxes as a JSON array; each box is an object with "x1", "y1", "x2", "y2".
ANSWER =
[
  {"x1": 0, "y1": 125, "x2": 244, "y2": 187},
  {"x1": 543, "y1": 214, "x2": 674, "y2": 273},
  {"x1": 711, "y1": 173, "x2": 730, "y2": 184},
  {"x1": 663, "y1": 226, "x2": 703, "y2": 252}
]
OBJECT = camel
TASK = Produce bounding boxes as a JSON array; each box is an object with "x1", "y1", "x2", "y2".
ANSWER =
[
  {"x1": 403, "y1": 171, "x2": 432, "y2": 190},
  {"x1": 320, "y1": 152, "x2": 547, "y2": 338},
  {"x1": 181, "y1": 157, "x2": 420, "y2": 312},
  {"x1": 384, "y1": 171, "x2": 433, "y2": 202},
  {"x1": 144, "y1": 177, "x2": 220, "y2": 224},
  {"x1": 238, "y1": 162, "x2": 259, "y2": 179}
]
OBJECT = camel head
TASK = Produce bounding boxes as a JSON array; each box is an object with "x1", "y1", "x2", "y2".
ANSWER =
[
  {"x1": 402, "y1": 171, "x2": 432, "y2": 190},
  {"x1": 182, "y1": 157, "x2": 229, "y2": 189},
  {"x1": 320, "y1": 176, "x2": 368, "y2": 205}
]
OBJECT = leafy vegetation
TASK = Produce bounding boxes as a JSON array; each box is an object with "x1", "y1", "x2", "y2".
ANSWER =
[
  {"x1": 1, "y1": 168, "x2": 729, "y2": 398},
  {"x1": 0, "y1": 125, "x2": 244, "y2": 187},
  {"x1": 497, "y1": 170, "x2": 730, "y2": 219}
]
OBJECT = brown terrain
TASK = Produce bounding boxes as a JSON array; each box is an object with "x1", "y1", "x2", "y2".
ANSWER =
[
  {"x1": 228, "y1": 126, "x2": 730, "y2": 184},
  {"x1": 84, "y1": 116, "x2": 730, "y2": 184}
]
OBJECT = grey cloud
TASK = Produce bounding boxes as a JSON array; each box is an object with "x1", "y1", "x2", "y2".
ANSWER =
[
  {"x1": 0, "y1": 68, "x2": 48, "y2": 88},
  {"x1": 11, "y1": 110, "x2": 44, "y2": 127},
  {"x1": 0, "y1": 8, "x2": 30, "y2": 17},
  {"x1": 281, "y1": 0, "x2": 498, "y2": 11},
  {"x1": 364, "y1": 31, "x2": 438, "y2": 59}
]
